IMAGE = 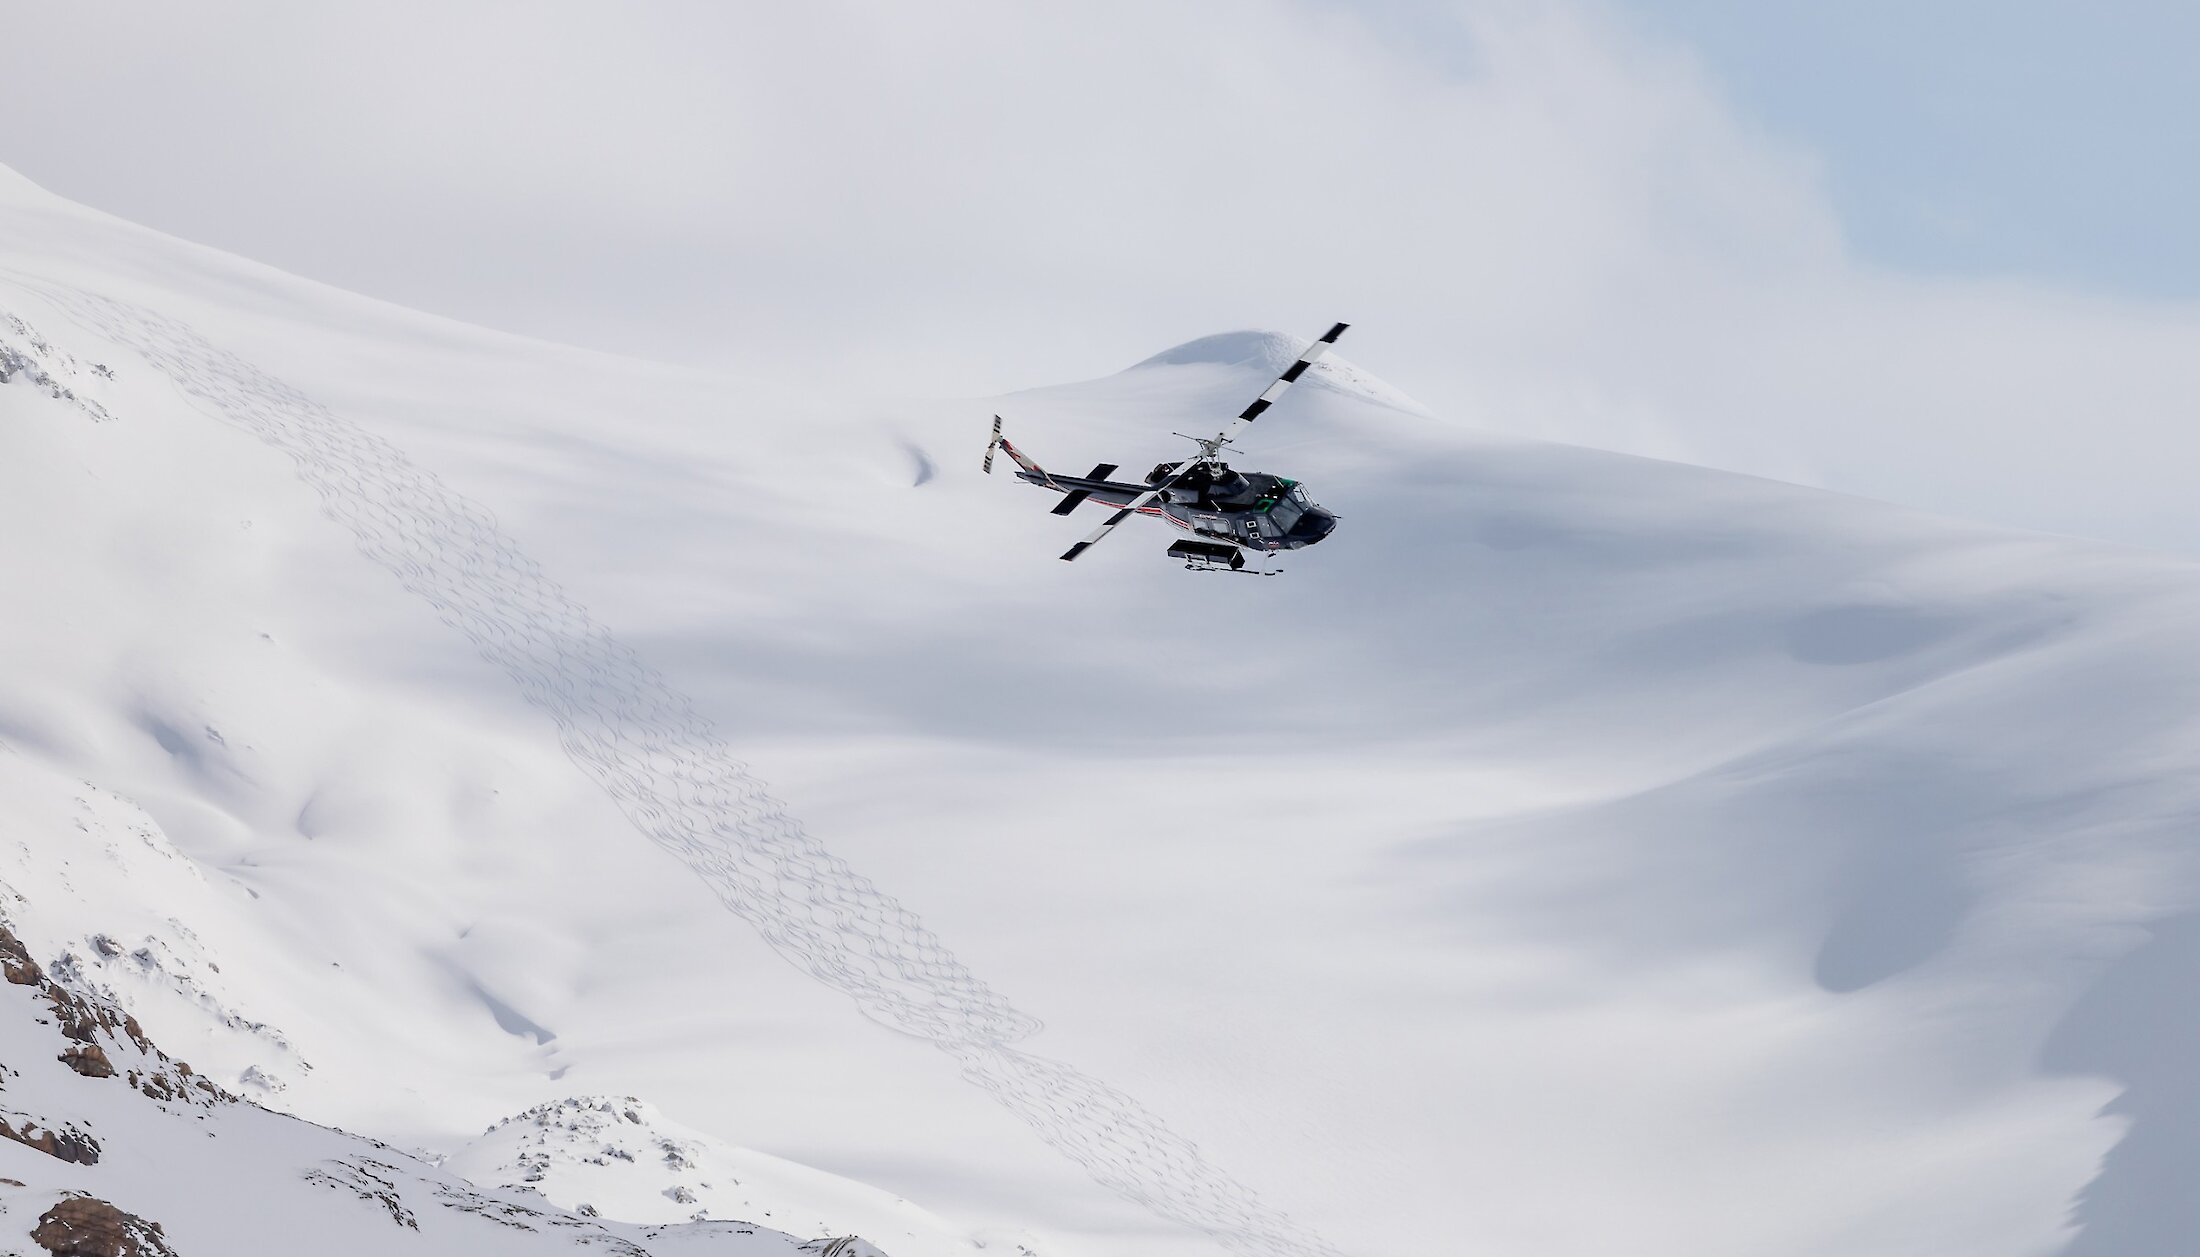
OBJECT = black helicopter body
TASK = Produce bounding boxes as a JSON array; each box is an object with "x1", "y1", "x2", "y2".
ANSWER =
[
  {"x1": 995, "y1": 456, "x2": 1337, "y2": 557},
  {"x1": 986, "y1": 322, "x2": 1348, "y2": 573}
]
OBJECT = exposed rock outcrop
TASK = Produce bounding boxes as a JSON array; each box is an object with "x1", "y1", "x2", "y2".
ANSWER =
[
  {"x1": 797, "y1": 1238, "x2": 890, "y2": 1257},
  {"x1": 0, "y1": 1116, "x2": 100, "y2": 1165},
  {"x1": 0, "y1": 312, "x2": 116, "y2": 423},
  {"x1": 2, "y1": 929, "x2": 45, "y2": 986},
  {"x1": 58, "y1": 1044, "x2": 114, "y2": 1080},
  {"x1": 30, "y1": 1196, "x2": 177, "y2": 1257}
]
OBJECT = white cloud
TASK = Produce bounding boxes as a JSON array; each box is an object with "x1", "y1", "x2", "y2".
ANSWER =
[{"x1": 5, "y1": 0, "x2": 2199, "y2": 550}]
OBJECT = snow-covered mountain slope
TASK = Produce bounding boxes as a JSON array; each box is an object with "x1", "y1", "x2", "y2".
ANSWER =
[
  {"x1": 0, "y1": 917, "x2": 856, "y2": 1256},
  {"x1": 4, "y1": 160, "x2": 2200, "y2": 1257}
]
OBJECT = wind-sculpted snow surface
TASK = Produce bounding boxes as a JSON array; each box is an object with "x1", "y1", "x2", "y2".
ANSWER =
[{"x1": 21, "y1": 282, "x2": 1343, "y2": 1257}]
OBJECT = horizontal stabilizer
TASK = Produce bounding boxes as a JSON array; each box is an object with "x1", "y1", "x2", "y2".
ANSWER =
[
  {"x1": 1086, "y1": 463, "x2": 1119, "y2": 480},
  {"x1": 1050, "y1": 489, "x2": 1092, "y2": 516}
]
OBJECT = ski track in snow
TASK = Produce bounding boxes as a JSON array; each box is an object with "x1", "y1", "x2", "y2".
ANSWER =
[{"x1": 14, "y1": 280, "x2": 1345, "y2": 1257}]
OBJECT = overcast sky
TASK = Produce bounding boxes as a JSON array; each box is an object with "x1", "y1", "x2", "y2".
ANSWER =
[{"x1": 6, "y1": 1, "x2": 2200, "y2": 552}]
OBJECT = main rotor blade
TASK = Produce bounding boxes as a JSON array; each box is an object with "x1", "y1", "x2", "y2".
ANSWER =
[
  {"x1": 1059, "y1": 490, "x2": 1161, "y2": 562},
  {"x1": 1059, "y1": 457, "x2": 1201, "y2": 562},
  {"x1": 1237, "y1": 321, "x2": 1348, "y2": 423}
]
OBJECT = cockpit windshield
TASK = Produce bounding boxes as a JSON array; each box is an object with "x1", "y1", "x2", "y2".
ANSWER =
[{"x1": 1264, "y1": 482, "x2": 1309, "y2": 530}]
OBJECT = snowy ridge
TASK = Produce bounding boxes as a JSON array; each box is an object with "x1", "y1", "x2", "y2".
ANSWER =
[
  {"x1": 1129, "y1": 330, "x2": 1428, "y2": 416},
  {"x1": 0, "y1": 925, "x2": 852, "y2": 1255},
  {"x1": 10, "y1": 278, "x2": 1341, "y2": 1257},
  {"x1": 451, "y1": 1095, "x2": 1043, "y2": 1257}
]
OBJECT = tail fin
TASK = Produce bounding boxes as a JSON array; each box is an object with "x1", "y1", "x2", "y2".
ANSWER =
[{"x1": 985, "y1": 415, "x2": 1049, "y2": 478}]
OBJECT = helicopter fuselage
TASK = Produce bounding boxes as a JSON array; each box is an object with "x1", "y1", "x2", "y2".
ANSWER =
[{"x1": 1014, "y1": 461, "x2": 1337, "y2": 554}]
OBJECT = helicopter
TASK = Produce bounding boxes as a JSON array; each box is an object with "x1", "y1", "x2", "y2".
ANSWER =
[{"x1": 984, "y1": 322, "x2": 1347, "y2": 573}]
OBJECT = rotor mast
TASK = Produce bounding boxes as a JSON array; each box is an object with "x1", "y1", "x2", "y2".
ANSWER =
[{"x1": 1170, "y1": 430, "x2": 1238, "y2": 467}]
